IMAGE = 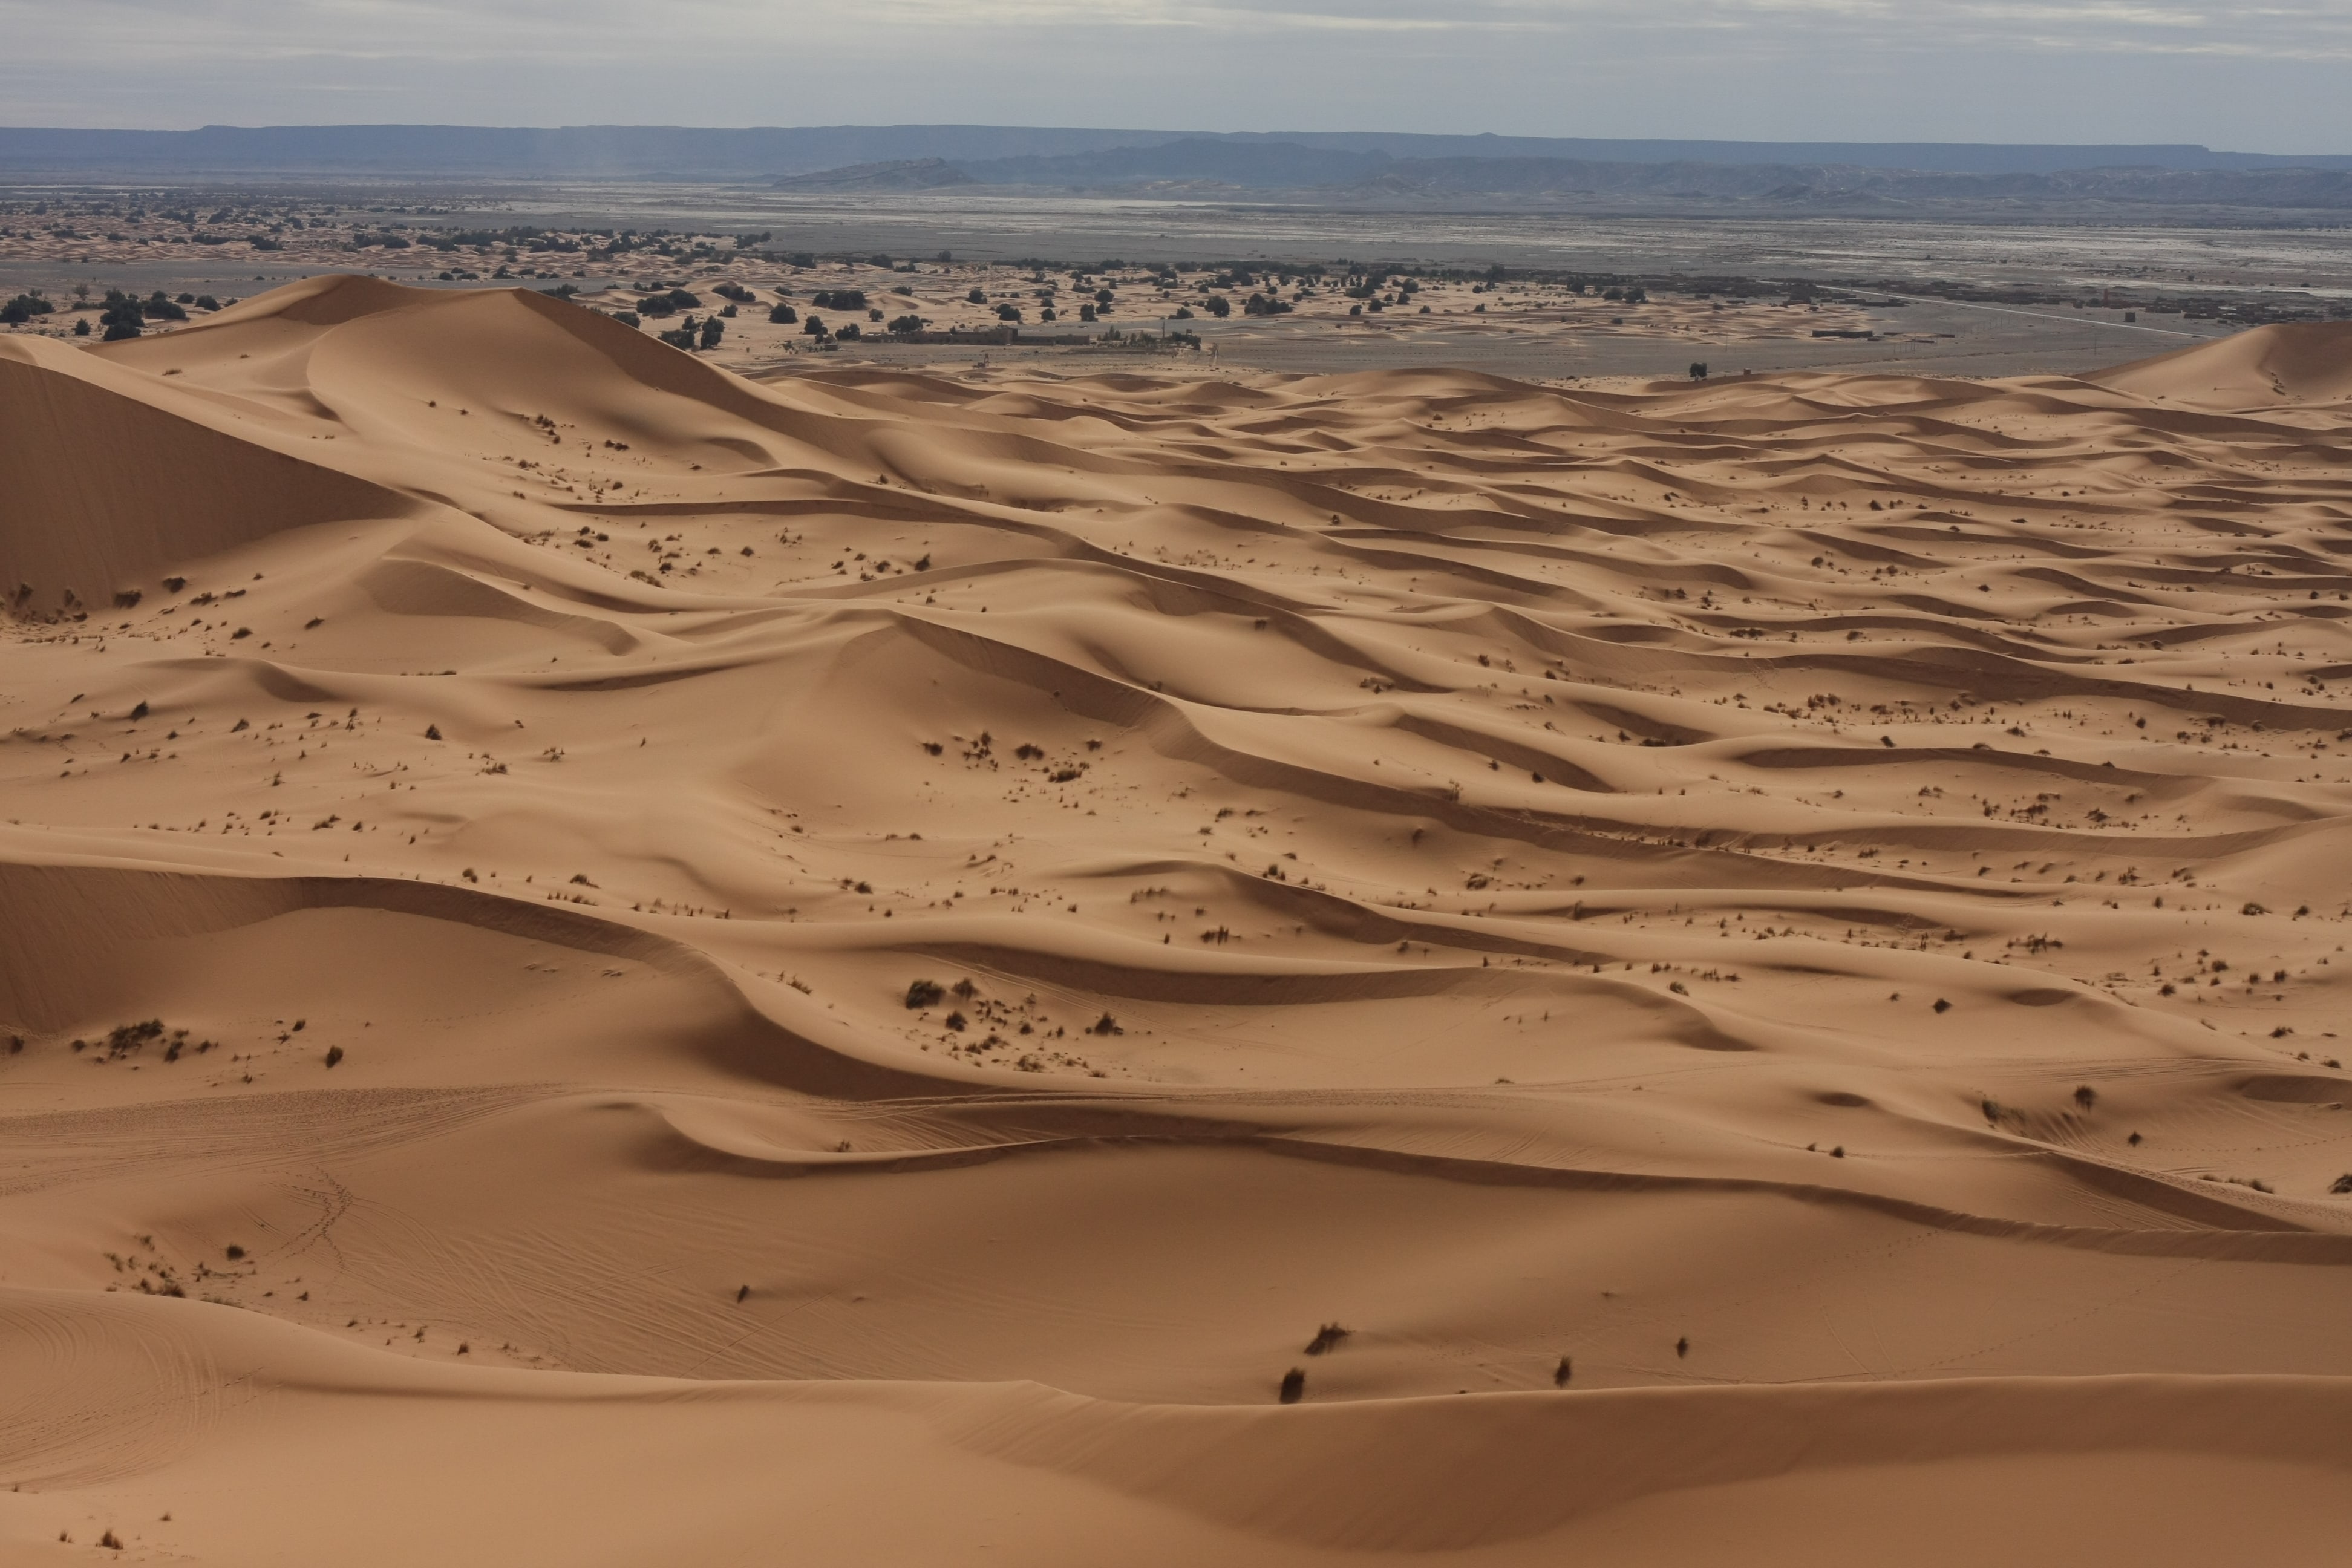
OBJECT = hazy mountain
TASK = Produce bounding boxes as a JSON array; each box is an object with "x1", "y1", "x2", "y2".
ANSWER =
[{"x1": 3, "y1": 123, "x2": 2347, "y2": 181}]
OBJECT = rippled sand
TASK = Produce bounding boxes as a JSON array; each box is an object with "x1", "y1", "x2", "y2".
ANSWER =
[{"x1": 3, "y1": 278, "x2": 2350, "y2": 1564}]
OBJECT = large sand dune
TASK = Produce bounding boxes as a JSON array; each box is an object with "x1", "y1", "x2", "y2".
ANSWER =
[{"x1": 3, "y1": 277, "x2": 2350, "y2": 1563}]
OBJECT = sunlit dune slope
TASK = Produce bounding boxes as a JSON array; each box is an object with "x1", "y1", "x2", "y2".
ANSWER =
[{"x1": 3, "y1": 276, "x2": 2350, "y2": 1563}]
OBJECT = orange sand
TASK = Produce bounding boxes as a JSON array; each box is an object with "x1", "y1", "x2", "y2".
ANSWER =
[{"x1": 2, "y1": 278, "x2": 2350, "y2": 1564}]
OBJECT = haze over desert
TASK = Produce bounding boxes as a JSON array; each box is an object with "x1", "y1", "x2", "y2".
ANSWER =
[{"x1": 5, "y1": 7, "x2": 2352, "y2": 1561}]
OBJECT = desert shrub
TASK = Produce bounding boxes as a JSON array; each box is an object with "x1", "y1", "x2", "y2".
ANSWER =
[
  {"x1": 835, "y1": 322, "x2": 860, "y2": 341},
  {"x1": 995, "y1": 303, "x2": 1021, "y2": 322},
  {"x1": 699, "y1": 316, "x2": 724, "y2": 349},
  {"x1": 1, "y1": 292, "x2": 53, "y2": 324},
  {"x1": 1553, "y1": 1356, "x2": 1573, "y2": 1386},
  {"x1": 1279, "y1": 1368, "x2": 1305, "y2": 1403},
  {"x1": 325, "y1": 1045, "x2": 344, "y2": 1068},
  {"x1": 965, "y1": 287, "x2": 985, "y2": 305},
  {"x1": 1304, "y1": 1323, "x2": 1350, "y2": 1355},
  {"x1": 769, "y1": 302, "x2": 798, "y2": 324},
  {"x1": 613, "y1": 310, "x2": 641, "y2": 327},
  {"x1": 802, "y1": 314, "x2": 826, "y2": 336},
  {"x1": 814, "y1": 289, "x2": 868, "y2": 311},
  {"x1": 906, "y1": 979, "x2": 944, "y2": 1008},
  {"x1": 714, "y1": 281, "x2": 753, "y2": 302},
  {"x1": 887, "y1": 314, "x2": 925, "y2": 334}
]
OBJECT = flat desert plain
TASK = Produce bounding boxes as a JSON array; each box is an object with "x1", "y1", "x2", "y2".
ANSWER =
[{"x1": 4, "y1": 276, "x2": 2352, "y2": 1565}]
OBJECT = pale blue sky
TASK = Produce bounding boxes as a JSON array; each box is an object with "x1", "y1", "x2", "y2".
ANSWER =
[{"x1": 2, "y1": 0, "x2": 2345, "y2": 151}]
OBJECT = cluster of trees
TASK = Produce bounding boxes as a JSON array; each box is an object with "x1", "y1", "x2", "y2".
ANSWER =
[
  {"x1": 657, "y1": 315, "x2": 724, "y2": 351},
  {"x1": 811, "y1": 289, "x2": 867, "y2": 311},
  {"x1": 713, "y1": 281, "x2": 755, "y2": 303},
  {"x1": 0, "y1": 292, "x2": 53, "y2": 325},
  {"x1": 76, "y1": 290, "x2": 200, "y2": 341},
  {"x1": 634, "y1": 288, "x2": 702, "y2": 318},
  {"x1": 99, "y1": 291, "x2": 146, "y2": 339}
]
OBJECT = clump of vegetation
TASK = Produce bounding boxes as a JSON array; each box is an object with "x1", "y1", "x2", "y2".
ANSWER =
[
  {"x1": 1553, "y1": 1355, "x2": 1573, "y2": 1387},
  {"x1": 324, "y1": 1045, "x2": 344, "y2": 1068},
  {"x1": 1304, "y1": 1322, "x2": 1350, "y2": 1355},
  {"x1": 904, "y1": 979, "x2": 944, "y2": 1009},
  {"x1": 1279, "y1": 1367, "x2": 1305, "y2": 1403}
]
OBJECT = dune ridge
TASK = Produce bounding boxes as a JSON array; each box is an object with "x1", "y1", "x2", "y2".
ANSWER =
[{"x1": 3, "y1": 276, "x2": 2350, "y2": 1562}]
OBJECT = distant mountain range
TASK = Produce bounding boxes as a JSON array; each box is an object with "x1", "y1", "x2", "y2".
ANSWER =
[
  {"x1": 4, "y1": 123, "x2": 2348, "y2": 183},
  {"x1": 763, "y1": 139, "x2": 2352, "y2": 210}
]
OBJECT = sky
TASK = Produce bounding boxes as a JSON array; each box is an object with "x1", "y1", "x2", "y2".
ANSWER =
[{"x1": 1, "y1": 0, "x2": 2347, "y2": 152}]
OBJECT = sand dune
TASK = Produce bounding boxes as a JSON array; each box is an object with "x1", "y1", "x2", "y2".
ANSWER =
[{"x1": 3, "y1": 276, "x2": 2350, "y2": 1562}]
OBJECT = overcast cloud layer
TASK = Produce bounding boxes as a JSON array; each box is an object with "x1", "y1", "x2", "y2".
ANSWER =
[{"x1": 1, "y1": 0, "x2": 2345, "y2": 151}]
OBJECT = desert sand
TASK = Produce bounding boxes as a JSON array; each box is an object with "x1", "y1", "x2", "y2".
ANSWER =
[{"x1": 2, "y1": 276, "x2": 2350, "y2": 1564}]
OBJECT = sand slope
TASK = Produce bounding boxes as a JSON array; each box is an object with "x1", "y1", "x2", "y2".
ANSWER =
[{"x1": 3, "y1": 277, "x2": 2350, "y2": 1561}]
